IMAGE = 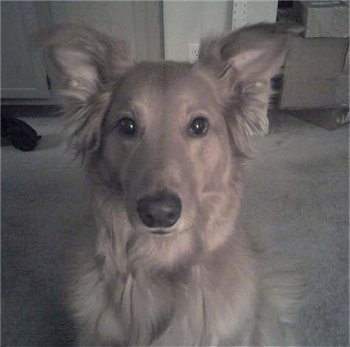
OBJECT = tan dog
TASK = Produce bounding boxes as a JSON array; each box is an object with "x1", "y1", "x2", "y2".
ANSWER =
[{"x1": 41, "y1": 23, "x2": 302, "y2": 346}]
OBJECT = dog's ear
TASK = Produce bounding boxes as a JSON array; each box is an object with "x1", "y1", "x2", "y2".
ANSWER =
[
  {"x1": 196, "y1": 23, "x2": 288, "y2": 157},
  {"x1": 38, "y1": 24, "x2": 133, "y2": 101},
  {"x1": 37, "y1": 25, "x2": 134, "y2": 161}
]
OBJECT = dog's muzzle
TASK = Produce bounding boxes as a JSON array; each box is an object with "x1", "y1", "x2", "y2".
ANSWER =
[{"x1": 137, "y1": 190, "x2": 182, "y2": 231}]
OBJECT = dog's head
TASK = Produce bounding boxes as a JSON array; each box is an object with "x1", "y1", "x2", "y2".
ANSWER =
[{"x1": 41, "y1": 24, "x2": 287, "y2": 270}]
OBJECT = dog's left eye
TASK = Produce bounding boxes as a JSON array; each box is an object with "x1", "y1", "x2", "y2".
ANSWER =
[
  {"x1": 117, "y1": 117, "x2": 137, "y2": 137},
  {"x1": 188, "y1": 117, "x2": 209, "y2": 137}
]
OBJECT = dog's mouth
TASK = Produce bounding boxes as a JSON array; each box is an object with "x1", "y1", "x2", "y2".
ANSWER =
[{"x1": 150, "y1": 229, "x2": 173, "y2": 236}]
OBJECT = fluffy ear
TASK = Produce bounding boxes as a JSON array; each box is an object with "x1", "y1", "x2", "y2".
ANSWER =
[
  {"x1": 37, "y1": 25, "x2": 134, "y2": 161},
  {"x1": 38, "y1": 24, "x2": 133, "y2": 101},
  {"x1": 196, "y1": 23, "x2": 288, "y2": 157}
]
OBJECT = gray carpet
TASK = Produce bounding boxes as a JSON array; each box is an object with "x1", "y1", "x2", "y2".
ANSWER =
[{"x1": 1, "y1": 111, "x2": 349, "y2": 346}]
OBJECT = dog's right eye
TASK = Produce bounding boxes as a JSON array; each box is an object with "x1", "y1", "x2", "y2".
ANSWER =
[
  {"x1": 117, "y1": 117, "x2": 137, "y2": 137},
  {"x1": 188, "y1": 116, "x2": 209, "y2": 137}
]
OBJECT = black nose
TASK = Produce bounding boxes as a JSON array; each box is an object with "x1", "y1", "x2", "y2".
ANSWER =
[{"x1": 137, "y1": 190, "x2": 182, "y2": 229}]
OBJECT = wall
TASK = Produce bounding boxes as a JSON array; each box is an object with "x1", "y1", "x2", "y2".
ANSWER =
[
  {"x1": 49, "y1": 1, "x2": 163, "y2": 61},
  {"x1": 163, "y1": 0, "x2": 278, "y2": 61},
  {"x1": 163, "y1": 1, "x2": 232, "y2": 61},
  {"x1": 245, "y1": 1, "x2": 277, "y2": 25},
  {"x1": 49, "y1": 2, "x2": 135, "y2": 43}
]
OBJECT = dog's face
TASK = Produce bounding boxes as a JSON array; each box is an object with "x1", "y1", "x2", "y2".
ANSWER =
[
  {"x1": 102, "y1": 62, "x2": 234, "y2": 235},
  {"x1": 41, "y1": 24, "x2": 287, "y2": 270}
]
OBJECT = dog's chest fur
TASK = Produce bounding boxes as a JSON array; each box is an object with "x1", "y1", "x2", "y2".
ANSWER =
[{"x1": 75, "y1": 243, "x2": 259, "y2": 346}]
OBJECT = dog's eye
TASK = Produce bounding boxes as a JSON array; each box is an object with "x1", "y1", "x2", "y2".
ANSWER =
[
  {"x1": 117, "y1": 117, "x2": 137, "y2": 137},
  {"x1": 188, "y1": 117, "x2": 209, "y2": 137}
]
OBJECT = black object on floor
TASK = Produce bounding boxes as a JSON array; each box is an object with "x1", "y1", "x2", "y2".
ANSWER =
[{"x1": 1, "y1": 117, "x2": 42, "y2": 151}]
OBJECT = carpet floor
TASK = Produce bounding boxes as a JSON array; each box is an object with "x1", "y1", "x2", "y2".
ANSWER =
[{"x1": 1, "y1": 111, "x2": 349, "y2": 346}]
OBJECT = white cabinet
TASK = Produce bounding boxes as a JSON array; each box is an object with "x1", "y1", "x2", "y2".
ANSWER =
[{"x1": 1, "y1": 1, "x2": 50, "y2": 99}]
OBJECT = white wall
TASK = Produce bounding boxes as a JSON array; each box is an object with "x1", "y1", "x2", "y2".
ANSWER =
[
  {"x1": 163, "y1": 1, "x2": 232, "y2": 61},
  {"x1": 245, "y1": 1, "x2": 277, "y2": 25},
  {"x1": 163, "y1": 0, "x2": 278, "y2": 62}
]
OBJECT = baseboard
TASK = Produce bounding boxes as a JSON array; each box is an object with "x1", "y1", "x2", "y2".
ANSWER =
[{"x1": 1, "y1": 105, "x2": 63, "y2": 119}]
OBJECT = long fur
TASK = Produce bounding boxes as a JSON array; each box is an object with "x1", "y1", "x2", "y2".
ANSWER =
[{"x1": 40, "y1": 23, "x2": 303, "y2": 346}]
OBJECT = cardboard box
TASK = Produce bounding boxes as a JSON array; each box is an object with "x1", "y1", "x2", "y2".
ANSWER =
[
  {"x1": 296, "y1": 1, "x2": 349, "y2": 38},
  {"x1": 280, "y1": 37, "x2": 349, "y2": 109},
  {"x1": 343, "y1": 45, "x2": 349, "y2": 74},
  {"x1": 336, "y1": 74, "x2": 349, "y2": 106},
  {"x1": 286, "y1": 107, "x2": 349, "y2": 130}
]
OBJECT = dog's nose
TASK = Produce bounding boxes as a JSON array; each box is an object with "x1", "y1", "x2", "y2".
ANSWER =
[{"x1": 137, "y1": 190, "x2": 182, "y2": 229}]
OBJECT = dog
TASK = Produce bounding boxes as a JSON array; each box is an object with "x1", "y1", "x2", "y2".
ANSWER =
[{"x1": 41, "y1": 23, "x2": 303, "y2": 346}]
